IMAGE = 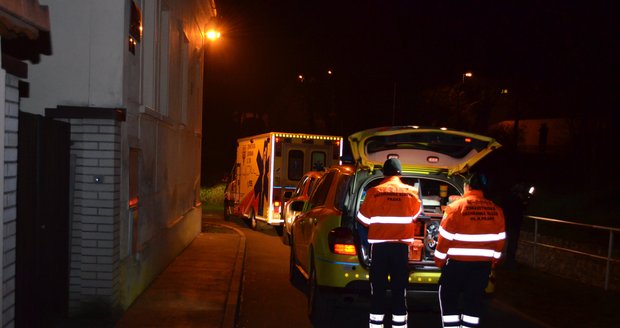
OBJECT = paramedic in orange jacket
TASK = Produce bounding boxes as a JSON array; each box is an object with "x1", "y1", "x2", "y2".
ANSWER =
[
  {"x1": 357, "y1": 158, "x2": 422, "y2": 328},
  {"x1": 434, "y1": 172, "x2": 506, "y2": 328}
]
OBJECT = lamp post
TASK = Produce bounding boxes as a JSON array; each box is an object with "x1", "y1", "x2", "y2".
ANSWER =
[
  {"x1": 462, "y1": 72, "x2": 473, "y2": 83},
  {"x1": 456, "y1": 72, "x2": 473, "y2": 129}
]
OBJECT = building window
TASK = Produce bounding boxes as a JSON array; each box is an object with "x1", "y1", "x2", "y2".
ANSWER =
[
  {"x1": 181, "y1": 34, "x2": 189, "y2": 124},
  {"x1": 158, "y1": 8, "x2": 170, "y2": 116},
  {"x1": 129, "y1": 1, "x2": 142, "y2": 55},
  {"x1": 141, "y1": 0, "x2": 156, "y2": 108}
]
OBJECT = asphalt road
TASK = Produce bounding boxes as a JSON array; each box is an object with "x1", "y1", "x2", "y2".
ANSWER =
[{"x1": 220, "y1": 215, "x2": 548, "y2": 328}]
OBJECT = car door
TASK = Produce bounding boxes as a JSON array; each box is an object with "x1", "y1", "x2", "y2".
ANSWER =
[{"x1": 295, "y1": 171, "x2": 336, "y2": 272}]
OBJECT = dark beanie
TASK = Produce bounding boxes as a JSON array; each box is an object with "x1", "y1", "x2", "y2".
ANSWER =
[
  {"x1": 382, "y1": 158, "x2": 402, "y2": 176},
  {"x1": 466, "y1": 172, "x2": 488, "y2": 190}
]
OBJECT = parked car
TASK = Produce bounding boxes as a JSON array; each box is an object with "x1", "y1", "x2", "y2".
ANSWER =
[
  {"x1": 281, "y1": 170, "x2": 324, "y2": 245},
  {"x1": 288, "y1": 126, "x2": 501, "y2": 323}
]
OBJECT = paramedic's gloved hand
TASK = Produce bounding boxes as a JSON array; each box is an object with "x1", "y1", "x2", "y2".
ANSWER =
[{"x1": 492, "y1": 258, "x2": 500, "y2": 269}]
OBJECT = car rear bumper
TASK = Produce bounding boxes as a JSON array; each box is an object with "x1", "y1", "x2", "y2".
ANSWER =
[{"x1": 315, "y1": 256, "x2": 441, "y2": 290}]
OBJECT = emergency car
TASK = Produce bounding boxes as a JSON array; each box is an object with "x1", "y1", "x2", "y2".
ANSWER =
[
  {"x1": 224, "y1": 132, "x2": 343, "y2": 230},
  {"x1": 288, "y1": 126, "x2": 501, "y2": 323}
]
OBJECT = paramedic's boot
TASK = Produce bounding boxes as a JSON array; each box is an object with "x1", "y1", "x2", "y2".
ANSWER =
[{"x1": 369, "y1": 313, "x2": 384, "y2": 328}]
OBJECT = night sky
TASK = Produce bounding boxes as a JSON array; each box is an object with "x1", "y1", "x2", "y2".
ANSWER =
[{"x1": 202, "y1": 0, "x2": 619, "y2": 185}]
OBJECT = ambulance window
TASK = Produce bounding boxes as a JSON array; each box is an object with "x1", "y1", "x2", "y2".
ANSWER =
[
  {"x1": 288, "y1": 150, "x2": 304, "y2": 180},
  {"x1": 311, "y1": 151, "x2": 326, "y2": 170}
]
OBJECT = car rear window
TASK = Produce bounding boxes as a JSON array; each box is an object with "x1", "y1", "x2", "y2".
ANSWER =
[{"x1": 365, "y1": 132, "x2": 490, "y2": 159}]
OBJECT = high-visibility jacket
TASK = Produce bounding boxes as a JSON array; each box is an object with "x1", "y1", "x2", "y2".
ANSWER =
[
  {"x1": 434, "y1": 189, "x2": 506, "y2": 267},
  {"x1": 357, "y1": 176, "x2": 422, "y2": 244}
]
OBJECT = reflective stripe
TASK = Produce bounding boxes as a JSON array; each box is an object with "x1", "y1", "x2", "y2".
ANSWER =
[
  {"x1": 440, "y1": 227, "x2": 505, "y2": 242},
  {"x1": 369, "y1": 313, "x2": 384, "y2": 321},
  {"x1": 442, "y1": 314, "x2": 460, "y2": 323},
  {"x1": 462, "y1": 314, "x2": 480, "y2": 324},
  {"x1": 358, "y1": 213, "x2": 372, "y2": 225},
  {"x1": 447, "y1": 248, "x2": 495, "y2": 258},
  {"x1": 438, "y1": 248, "x2": 502, "y2": 259},
  {"x1": 367, "y1": 216, "x2": 415, "y2": 224},
  {"x1": 368, "y1": 238, "x2": 414, "y2": 244},
  {"x1": 392, "y1": 314, "x2": 407, "y2": 324},
  {"x1": 439, "y1": 226, "x2": 455, "y2": 240},
  {"x1": 369, "y1": 312, "x2": 384, "y2": 328},
  {"x1": 453, "y1": 231, "x2": 506, "y2": 242}
]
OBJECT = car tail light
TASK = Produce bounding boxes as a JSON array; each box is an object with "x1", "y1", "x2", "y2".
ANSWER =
[
  {"x1": 273, "y1": 202, "x2": 281, "y2": 214},
  {"x1": 328, "y1": 227, "x2": 357, "y2": 255}
]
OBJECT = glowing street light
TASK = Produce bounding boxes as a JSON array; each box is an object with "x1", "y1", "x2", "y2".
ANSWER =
[
  {"x1": 206, "y1": 29, "x2": 221, "y2": 41},
  {"x1": 462, "y1": 72, "x2": 473, "y2": 83}
]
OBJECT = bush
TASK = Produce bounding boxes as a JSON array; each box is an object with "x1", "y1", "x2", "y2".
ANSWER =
[{"x1": 200, "y1": 183, "x2": 226, "y2": 212}]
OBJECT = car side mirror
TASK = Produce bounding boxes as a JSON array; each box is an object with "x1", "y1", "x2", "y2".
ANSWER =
[{"x1": 290, "y1": 200, "x2": 305, "y2": 212}]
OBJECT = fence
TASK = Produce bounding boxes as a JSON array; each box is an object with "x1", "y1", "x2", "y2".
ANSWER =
[{"x1": 518, "y1": 215, "x2": 620, "y2": 291}]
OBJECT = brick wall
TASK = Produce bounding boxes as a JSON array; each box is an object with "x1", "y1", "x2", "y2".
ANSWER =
[
  {"x1": 2, "y1": 73, "x2": 19, "y2": 327},
  {"x1": 67, "y1": 118, "x2": 121, "y2": 314}
]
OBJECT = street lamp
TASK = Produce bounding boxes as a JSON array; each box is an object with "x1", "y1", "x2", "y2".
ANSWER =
[
  {"x1": 456, "y1": 71, "x2": 473, "y2": 129},
  {"x1": 206, "y1": 29, "x2": 221, "y2": 41},
  {"x1": 462, "y1": 72, "x2": 473, "y2": 83}
]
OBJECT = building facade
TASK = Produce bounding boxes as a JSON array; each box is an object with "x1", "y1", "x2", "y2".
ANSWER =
[{"x1": 3, "y1": 0, "x2": 216, "y2": 326}]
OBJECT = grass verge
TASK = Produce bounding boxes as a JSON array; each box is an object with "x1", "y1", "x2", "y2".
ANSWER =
[{"x1": 200, "y1": 183, "x2": 225, "y2": 214}]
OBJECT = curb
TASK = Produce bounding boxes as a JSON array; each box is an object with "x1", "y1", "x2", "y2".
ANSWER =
[{"x1": 219, "y1": 223, "x2": 246, "y2": 328}]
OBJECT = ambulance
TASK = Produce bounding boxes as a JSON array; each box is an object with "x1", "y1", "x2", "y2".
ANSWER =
[{"x1": 224, "y1": 132, "x2": 344, "y2": 230}]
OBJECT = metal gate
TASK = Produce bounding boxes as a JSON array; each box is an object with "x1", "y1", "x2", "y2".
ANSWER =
[{"x1": 16, "y1": 111, "x2": 70, "y2": 327}]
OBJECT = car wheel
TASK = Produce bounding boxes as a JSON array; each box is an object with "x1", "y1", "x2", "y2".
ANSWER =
[
  {"x1": 223, "y1": 199, "x2": 232, "y2": 221},
  {"x1": 289, "y1": 238, "x2": 305, "y2": 288},
  {"x1": 307, "y1": 251, "x2": 333, "y2": 325},
  {"x1": 425, "y1": 220, "x2": 440, "y2": 254},
  {"x1": 281, "y1": 230, "x2": 291, "y2": 246},
  {"x1": 249, "y1": 209, "x2": 258, "y2": 230}
]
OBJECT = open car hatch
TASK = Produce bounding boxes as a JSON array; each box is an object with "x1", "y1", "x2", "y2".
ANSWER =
[{"x1": 348, "y1": 126, "x2": 501, "y2": 175}]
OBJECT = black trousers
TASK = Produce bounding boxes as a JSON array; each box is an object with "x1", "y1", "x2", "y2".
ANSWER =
[
  {"x1": 438, "y1": 260, "x2": 492, "y2": 327},
  {"x1": 369, "y1": 242, "x2": 409, "y2": 316}
]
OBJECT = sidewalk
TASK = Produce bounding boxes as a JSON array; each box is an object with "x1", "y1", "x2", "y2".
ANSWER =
[{"x1": 115, "y1": 221, "x2": 245, "y2": 328}]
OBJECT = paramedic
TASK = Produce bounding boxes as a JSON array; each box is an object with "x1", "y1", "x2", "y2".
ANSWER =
[
  {"x1": 434, "y1": 172, "x2": 506, "y2": 328},
  {"x1": 357, "y1": 158, "x2": 422, "y2": 328}
]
